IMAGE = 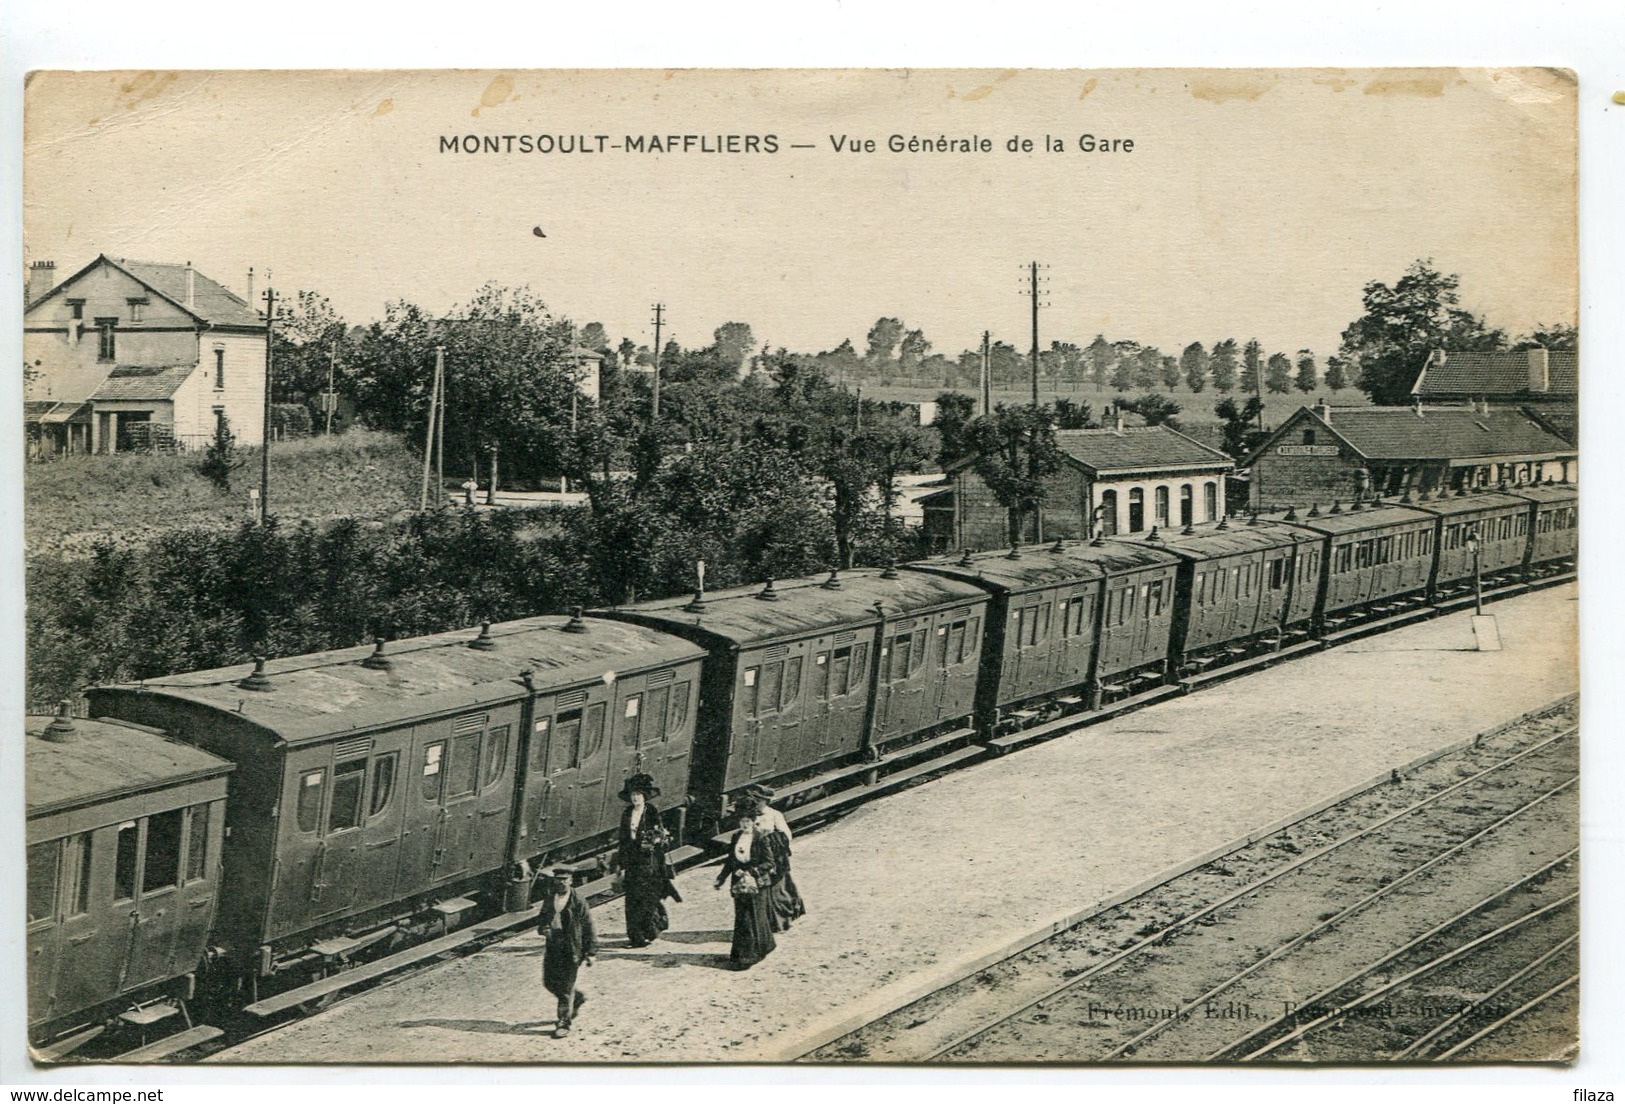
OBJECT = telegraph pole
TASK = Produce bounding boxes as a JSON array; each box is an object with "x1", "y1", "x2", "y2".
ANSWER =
[
  {"x1": 420, "y1": 346, "x2": 443, "y2": 510},
  {"x1": 260, "y1": 287, "x2": 278, "y2": 522},
  {"x1": 650, "y1": 302, "x2": 665, "y2": 420},
  {"x1": 1029, "y1": 260, "x2": 1040, "y2": 407},
  {"x1": 980, "y1": 330, "x2": 991, "y2": 417},
  {"x1": 324, "y1": 341, "x2": 337, "y2": 435}
]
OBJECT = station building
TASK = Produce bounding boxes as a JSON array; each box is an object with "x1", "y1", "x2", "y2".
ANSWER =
[
  {"x1": 944, "y1": 424, "x2": 1235, "y2": 550},
  {"x1": 1411, "y1": 346, "x2": 1576, "y2": 443},
  {"x1": 1244, "y1": 402, "x2": 1577, "y2": 512}
]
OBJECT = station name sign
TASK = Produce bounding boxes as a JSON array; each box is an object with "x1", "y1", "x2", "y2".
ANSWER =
[{"x1": 1275, "y1": 445, "x2": 1341, "y2": 457}]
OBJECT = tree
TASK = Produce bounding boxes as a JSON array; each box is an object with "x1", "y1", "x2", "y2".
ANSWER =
[
  {"x1": 1052, "y1": 397, "x2": 1095, "y2": 430},
  {"x1": 713, "y1": 322, "x2": 756, "y2": 376},
  {"x1": 270, "y1": 290, "x2": 349, "y2": 417},
  {"x1": 932, "y1": 391, "x2": 979, "y2": 468},
  {"x1": 198, "y1": 414, "x2": 243, "y2": 492},
  {"x1": 1513, "y1": 324, "x2": 1577, "y2": 351},
  {"x1": 1294, "y1": 349, "x2": 1318, "y2": 393},
  {"x1": 1087, "y1": 334, "x2": 1113, "y2": 390},
  {"x1": 617, "y1": 337, "x2": 638, "y2": 367},
  {"x1": 865, "y1": 317, "x2": 905, "y2": 367},
  {"x1": 1210, "y1": 339, "x2": 1239, "y2": 393},
  {"x1": 1265, "y1": 352, "x2": 1293, "y2": 394},
  {"x1": 898, "y1": 328, "x2": 931, "y2": 376},
  {"x1": 1324, "y1": 354, "x2": 1349, "y2": 392},
  {"x1": 1115, "y1": 393, "x2": 1181, "y2": 429},
  {"x1": 1159, "y1": 354, "x2": 1182, "y2": 391},
  {"x1": 964, "y1": 404, "x2": 1066, "y2": 545},
  {"x1": 817, "y1": 338, "x2": 862, "y2": 383},
  {"x1": 1215, "y1": 396, "x2": 1268, "y2": 462},
  {"x1": 1049, "y1": 340, "x2": 1084, "y2": 387},
  {"x1": 1181, "y1": 342, "x2": 1208, "y2": 393},
  {"x1": 578, "y1": 322, "x2": 609, "y2": 352},
  {"x1": 1133, "y1": 345, "x2": 1162, "y2": 390},
  {"x1": 1241, "y1": 340, "x2": 1263, "y2": 394},
  {"x1": 1110, "y1": 341, "x2": 1138, "y2": 391},
  {"x1": 1337, "y1": 258, "x2": 1507, "y2": 405}
]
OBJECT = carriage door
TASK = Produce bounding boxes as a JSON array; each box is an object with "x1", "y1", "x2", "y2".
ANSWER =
[
  {"x1": 122, "y1": 811, "x2": 182, "y2": 989},
  {"x1": 42, "y1": 831, "x2": 116, "y2": 1022},
  {"x1": 533, "y1": 692, "x2": 606, "y2": 849},
  {"x1": 405, "y1": 716, "x2": 486, "y2": 887}
]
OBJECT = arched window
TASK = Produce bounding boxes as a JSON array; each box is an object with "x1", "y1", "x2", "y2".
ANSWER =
[
  {"x1": 1099, "y1": 490, "x2": 1118, "y2": 536},
  {"x1": 1204, "y1": 482, "x2": 1218, "y2": 521},
  {"x1": 1155, "y1": 486, "x2": 1170, "y2": 528},
  {"x1": 1128, "y1": 488, "x2": 1145, "y2": 533},
  {"x1": 1180, "y1": 484, "x2": 1194, "y2": 527}
]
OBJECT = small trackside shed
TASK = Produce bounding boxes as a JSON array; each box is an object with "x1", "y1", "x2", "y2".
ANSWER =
[
  {"x1": 88, "y1": 615, "x2": 704, "y2": 976},
  {"x1": 1115, "y1": 518, "x2": 1322, "y2": 669},
  {"x1": 599, "y1": 568, "x2": 990, "y2": 814},
  {"x1": 26, "y1": 710, "x2": 232, "y2": 1033}
]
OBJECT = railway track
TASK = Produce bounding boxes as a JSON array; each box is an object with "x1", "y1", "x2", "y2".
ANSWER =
[{"x1": 807, "y1": 701, "x2": 1578, "y2": 1063}]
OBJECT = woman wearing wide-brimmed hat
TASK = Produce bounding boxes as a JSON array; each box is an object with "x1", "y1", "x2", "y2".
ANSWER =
[
  {"x1": 746, "y1": 784, "x2": 805, "y2": 932},
  {"x1": 713, "y1": 797, "x2": 777, "y2": 969},
  {"x1": 614, "y1": 772, "x2": 678, "y2": 948}
]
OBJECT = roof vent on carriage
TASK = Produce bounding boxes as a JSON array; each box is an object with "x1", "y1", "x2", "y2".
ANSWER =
[
  {"x1": 880, "y1": 563, "x2": 900, "y2": 580},
  {"x1": 563, "y1": 606, "x2": 589, "y2": 632},
  {"x1": 469, "y1": 622, "x2": 496, "y2": 650},
  {"x1": 41, "y1": 700, "x2": 78, "y2": 743},
  {"x1": 361, "y1": 638, "x2": 392, "y2": 669},
  {"x1": 238, "y1": 656, "x2": 274, "y2": 691},
  {"x1": 756, "y1": 579, "x2": 780, "y2": 602}
]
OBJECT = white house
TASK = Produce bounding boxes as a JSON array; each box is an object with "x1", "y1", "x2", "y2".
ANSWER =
[{"x1": 24, "y1": 255, "x2": 267, "y2": 455}]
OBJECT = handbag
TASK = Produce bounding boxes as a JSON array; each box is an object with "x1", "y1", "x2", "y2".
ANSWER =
[{"x1": 730, "y1": 868, "x2": 759, "y2": 897}]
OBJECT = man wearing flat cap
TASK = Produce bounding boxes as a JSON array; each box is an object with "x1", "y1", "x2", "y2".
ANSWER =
[{"x1": 536, "y1": 867, "x2": 596, "y2": 1038}]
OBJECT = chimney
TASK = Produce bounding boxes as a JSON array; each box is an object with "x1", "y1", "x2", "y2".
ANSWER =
[
  {"x1": 186, "y1": 262, "x2": 196, "y2": 310},
  {"x1": 1527, "y1": 347, "x2": 1550, "y2": 393},
  {"x1": 1315, "y1": 400, "x2": 1332, "y2": 425},
  {"x1": 27, "y1": 260, "x2": 55, "y2": 306},
  {"x1": 246, "y1": 266, "x2": 255, "y2": 304}
]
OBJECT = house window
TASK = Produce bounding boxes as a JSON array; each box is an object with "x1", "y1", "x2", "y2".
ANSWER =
[
  {"x1": 67, "y1": 299, "x2": 84, "y2": 321},
  {"x1": 1204, "y1": 482, "x2": 1219, "y2": 521},
  {"x1": 1155, "y1": 486, "x2": 1170, "y2": 528},
  {"x1": 1180, "y1": 484, "x2": 1193, "y2": 527},
  {"x1": 95, "y1": 318, "x2": 117, "y2": 362},
  {"x1": 1302, "y1": 429, "x2": 1316, "y2": 445},
  {"x1": 128, "y1": 298, "x2": 147, "y2": 323},
  {"x1": 1099, "y1": 490, "x2": 1118, "y2": 536},
  {"x1": 1128, "y1": 488, "x2": 1145, "y2": 533},
  {"x1": 214, "y1": 347, "x2": 226, "y2": 389}
]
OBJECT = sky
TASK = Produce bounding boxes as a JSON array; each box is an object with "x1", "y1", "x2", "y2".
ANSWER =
[{"x1": 24, "y1": 68, "x2": 1577, "y2": 363}]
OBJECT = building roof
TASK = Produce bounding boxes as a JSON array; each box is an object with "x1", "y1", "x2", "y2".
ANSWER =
[
  {"x1": 600, "y1": 567, "x2": 989, "y2": 648},
  {"x1": 24, "y1": 400, "x2": 89, "y2": 424},
  {"x1": 91, "y1": 615, "x2": 705, "y2": 748},
  {"x1": 1053, "y1": 426, "x2": 1234, "y2": 475},
  {"x1": 27, "y1": 715, "x2": 233, "y2": 819},
  {"x1": 109, "y1": 258, "x2": 266, "y2": 329},
  {"x1": 1413, "y1": 349, "x2": 1577, "y2": 399},
  {"x1": 87, "y1": 363, "x2": 198, "y2": 402},
  {"x1": 1250, "y1": 406, "x2": 1576, "y2": 467}
]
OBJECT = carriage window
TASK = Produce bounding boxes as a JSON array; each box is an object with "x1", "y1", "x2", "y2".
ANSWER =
[
  {"x1": 328, "y1": 759, "x2": 367, "y2": 832},
  {"x1": 670, "y1": 682, "x2": 691, "y2": 731},
  {"x1": 947, "y1": 622, "x2": 967, "y2": 663},
  {"x1": 184, "y1": 807, "x2": 210, "y2": 883},
  {"x1": 889, "y1": 632, "x2": 910, "y2": 678},
  {"x1": 911, "y1": 629, "x2": 929, "y2": 673},
  {"x1": 420, "y1": 744, "x2": 444, "y2": 802},
  {"x1": 620, "y1": 694, "x2": 643, "y2": 745},
  {"x1": 966, "y1": 618, "x2": 979, "y2": 655},
  {"x1": 1147, "y1": 579, "x2": 1165, "y2": 616},
  {"x1": 447, "y1": 733, "x2": 481, "y2": 798},
  {"x1": 27, "y1": 841, "x2": 58, "y2": 923},
  {"x1": 758, "y1": 663, "x2": 782, "y2": 715},
  {"x1": 113, "y1": 821, "x2": 139, "y2": 901},
  {"x1": 553, "y1": 710, "x2": 582, "y2": 772},
  {"x1": 742, "y1": 668, "x2": 759, "y2": 716},
  {"x1": 1196, "y1": 572, "x2": 1209, "y2": 605},
  {"x1": 299, "y1": 769, "x2": 328, "y2": 830},
  {"x1": 369, "y1": 753, "x2": 398, "y2": 817},
  {"x1": 781, "y1": 660, "x2": 802, "y2": 709},
  {"x1": 646, "y1": 688, "x2": 670, "y2": 740},
  {"x1": 1269, "y1": 559, "x2": 1286, "y2": 589},
  {"x1": 852, "y1": 643, "x2": 869, "y2": 686},
  {"x1": 829, "y1": 648, "x2": 852, "y2": 697},
  {"x1": 483, "y1": 726, "x2": 510, "y2": 787},
  {"x1": 71, "y1": 833, "x2": 94, "y2": 914},
  {"x1": 813, "y1": 653, "x2": 831, "y2": 700},
  {"x1": 582, "y1": 703, "x2": 606, "y2": 760},
  {"x1": 1035, "y1": 607, "x2": 1050, "y2": 643}
]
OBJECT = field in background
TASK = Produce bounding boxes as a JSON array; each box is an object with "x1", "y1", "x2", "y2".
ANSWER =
[
  {"x1": 25, "y1": 428, "x2": 423, "y2": 559},
  {"x1": 862, "y1": 383, "x2": 1371, "y2": 430}
]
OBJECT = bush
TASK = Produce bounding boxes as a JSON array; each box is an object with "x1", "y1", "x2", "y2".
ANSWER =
[
  {"x1": 198, "y1": 416, "x2": 243, "y2": 492},
  {"x1": 270, "y1": 403, "x2": 313, "y2": 439}
]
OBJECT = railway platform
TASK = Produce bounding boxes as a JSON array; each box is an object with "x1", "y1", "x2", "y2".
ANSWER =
[{"x1": 211, "y1": 582, "x2": 1577, "y2": 1065}]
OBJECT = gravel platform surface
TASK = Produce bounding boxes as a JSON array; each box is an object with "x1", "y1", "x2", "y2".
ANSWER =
[{"x1": 213, "y1": 584, "x2": 1577, "y2": 1065}]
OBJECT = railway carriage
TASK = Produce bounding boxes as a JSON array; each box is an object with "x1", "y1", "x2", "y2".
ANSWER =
[
  {"x1": 599, "y1": 567, "x2": 989, "y2": 819},
  {"x1": 1512, "y1": 483, "x2": 1579, "y2": 573},
  {"x1": 1412, "y1": 490, "x2": 1537, "y2": 596},
  {"x1": 1278, "y1": 502, "x2": 1438, "y2": 623},
  {"x1": 88, "y1": 614, "x2": 703, "y2": 988},
  {"x1": 26, "y1": 707, "x2": 232, "y2": 1038},
  {"x1": 1119, "y1": 518, "x2": 1322, "y2": 672}
]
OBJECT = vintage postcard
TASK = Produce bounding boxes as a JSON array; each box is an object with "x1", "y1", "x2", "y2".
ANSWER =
[{"x1": 19, "y1": 68, "x2": 1579, "y2": 1066}]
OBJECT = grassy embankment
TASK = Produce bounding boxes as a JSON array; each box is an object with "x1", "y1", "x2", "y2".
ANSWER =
[{"x1": 25, "y1": 429, "x2": 424, "y2": 559}]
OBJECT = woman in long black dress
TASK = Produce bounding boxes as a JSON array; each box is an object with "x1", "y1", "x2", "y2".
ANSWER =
[
  {"x1": 714, "y1": 798, "x2": 777, "y2": 969},
  {"x1": 747, "y1": 784, "x2": 805, "y2": 932},
  {"x1": 615, "y1": 773, "x2": 675, "y2": 948}
]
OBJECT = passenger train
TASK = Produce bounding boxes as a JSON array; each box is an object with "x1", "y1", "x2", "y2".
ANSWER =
[{"x1": 25, "y1": 481, "x2": 1577, "y2": 1047}]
